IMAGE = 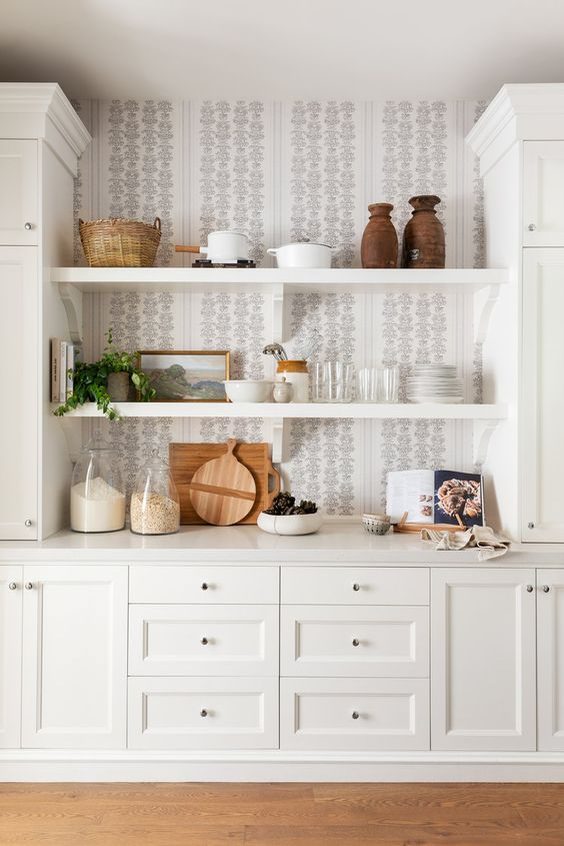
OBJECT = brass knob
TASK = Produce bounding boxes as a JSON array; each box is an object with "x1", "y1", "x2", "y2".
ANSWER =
[
  {"x1": 8, "y1": 582, "x2": 17, "y2": 591},
  {"x1": 24, "y1": 222, "x2": 33, "y2": 231},
  {"x1": 200, "y1": 709, "x2": 208, "y2": 718},
  {"x1": 542, "y1": 585, "x2": 550, "y2": 593},
  {"x1": 201, "y1": 582, "x2": 209, "y2": 591},
  {"x1": 352, "y1": 711, "x2": 360, "y2": 720},
  {"x1": 526, "y1": 584, "x2": 534, "y2": 593},
  {"x1": 352, "y1": 638, "x2": 360, "y2": 647},
  {"x1": 201, "y1": 637, "x2": 208, "y2": 645},
  {"x1": 352, "y1": 583, "x2": 360, "y2": 592}
]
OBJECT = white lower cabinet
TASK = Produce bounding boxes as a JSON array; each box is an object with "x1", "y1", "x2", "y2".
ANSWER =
[
  {"x1": 537, "y1": 569, "x2": 564, "y2": 751},
  {"x1": 0, "y1": 566, "x2": 22, "y2": 748},
  {"x1": 431, "y1": 568, "x2": 537, "y2": 751},
  {"x1": 128, "y1": 677, "x2": 278, "y2": 750},
  {"x1": 21, "y1": 565, "x2": 128, "y2": 749},
  {"x1": 280, "y1": 678, "x2": 429, "y2": 751}
]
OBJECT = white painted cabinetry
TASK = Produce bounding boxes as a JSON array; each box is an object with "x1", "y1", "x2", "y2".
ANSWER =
[
  {"x1": 431, "y1": 568, "x2": 537, "y2": 751},
  {"x1": 0, "y1": 567, "x2": 22, "y2": 748},
  {"x1": 0, "y1": 139, "x2": 37, "y2": 245},
  {"x1": 537, "y1": 569, "x2": 564, "y2": 751},
  {"x1": 523, "y1": 141, "x2": 564, "y2": 246}
]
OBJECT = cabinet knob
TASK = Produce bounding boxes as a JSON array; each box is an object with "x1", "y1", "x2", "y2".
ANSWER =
[
  {"x1": 528, "y1": 522, "x2": 535, "y2": 530},
  {"x1": 24, "y1": 582, "x2": 33, "y2": 590},
  {"x1": 526, "y1": 584, "x2": 534, "y2": 593},
  {"x1": 24, "y1": 519, "x2": 32, "y2": 527},
  {"x1": 542, "y1": 585, "x2": 551, "y2": 593},
  {"x1": 351, "y1": 711, "x2": 360, "y2": 720},
  {"x1": 528, "y1": 223, "x2": 536, "y2": 231},
  {"x1": 201, "y1": 582, "x2": 209, "y2": 591},
  {"x1": 352, "y1": 583, "x2": 360, "y2": 592},
  {"x1": 352, "y1": 637, "x2": 360, "y2": 647},
  {"x1": 200, "y1": 709, "x2": 208, "y2": 718},
  {"x1": 200, "y1": 637, "x2": 209, "y2": 645},
  {"x1": 24, "y1": 222, "x2": 33, "y2": 231},
  {"x1": 8, "y1": 582, "x2": 17, "y2": 591}
]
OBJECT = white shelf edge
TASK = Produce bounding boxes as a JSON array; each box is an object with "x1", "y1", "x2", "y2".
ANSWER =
[{"x1": 52, "y1": 402, "x2": 508, "y2": 420}]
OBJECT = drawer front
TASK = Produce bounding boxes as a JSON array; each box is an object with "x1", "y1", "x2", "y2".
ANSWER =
[
  {"x1": 282, "y1": 567, "x2": 428, "y2": 605},
  {"x1": 281, "y1": 605, "x2": 428, "y2": 677},
  {"x1": 129, "y1": 604, "x2": 279, "y2": 676},
  {"x1": 129, "y1": 565, "x2": 278, "y2": 604},
  {"x1": 281, "y1": 677, "x2": 429, "y2": 751},
  {"x1": 128, "y1": 677, "x2": 278, "y2": 749}
]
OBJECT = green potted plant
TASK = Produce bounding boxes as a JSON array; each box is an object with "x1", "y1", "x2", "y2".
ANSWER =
[{"x1": 54, "y1": 329, "x2": 156, "y2": 421}]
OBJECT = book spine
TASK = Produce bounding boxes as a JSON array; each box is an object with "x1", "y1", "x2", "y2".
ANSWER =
[
  {"x1": 51, "y1": 338, "x2": 60, "y2": 403},
  {"x1": 59, "y1": 341, "x2": 67, "y2": 403},
  {"x1": 66, "y1": 343, "x2": 74, "y2": 398}
]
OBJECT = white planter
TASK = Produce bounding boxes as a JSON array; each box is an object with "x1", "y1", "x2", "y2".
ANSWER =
[{"x1": 257, "y1": 511, "x2": 323, "y2": 535}]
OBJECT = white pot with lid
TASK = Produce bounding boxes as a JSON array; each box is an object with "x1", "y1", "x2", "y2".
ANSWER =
[
  {"x1": 267, "y1": 242, "x2": 334, "y2": 268},
  {"x1": 201, "y1": 230, "x2": 250, "y2": 263}
]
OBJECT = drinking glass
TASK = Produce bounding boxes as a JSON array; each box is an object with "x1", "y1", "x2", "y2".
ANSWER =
[
  {"x1": 311, "y1": 361, "x2": 354, "y2": 402},
  {"x1": 357, "y1": 367, "x2": 378, "y2": 402},
  {"x1": 378, "y1": 366, "x2": 399, "y2": 403}
]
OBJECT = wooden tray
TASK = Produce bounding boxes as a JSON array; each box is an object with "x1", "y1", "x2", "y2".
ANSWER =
[{"x1": 169, "y1": 442, "x2": 280, "y2": 525}]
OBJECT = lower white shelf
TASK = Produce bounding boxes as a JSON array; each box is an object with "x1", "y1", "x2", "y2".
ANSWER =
[{"x1": 53, "y1": 401, "x2": 507, "y2": 420}]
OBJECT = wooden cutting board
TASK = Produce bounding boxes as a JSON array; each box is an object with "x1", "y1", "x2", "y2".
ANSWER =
[
  {"x1": 170, "y1": 440, "x2": 280, "y2": 525},
  {"x1": 188, "y1": 439, "x2": 256, "y2": 526}
]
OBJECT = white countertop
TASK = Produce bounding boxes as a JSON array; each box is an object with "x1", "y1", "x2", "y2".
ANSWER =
[{"x1": 1, "y1": 524, "x2": 564, "y2": 566}]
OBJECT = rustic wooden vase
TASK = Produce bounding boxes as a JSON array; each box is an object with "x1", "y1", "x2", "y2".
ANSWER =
[
  {"x1": 360, "y1": 203, "x2": 398, "y2": 268},
  {"x1": 402, "y1": 195, "x2": 445, "y2": 268}
]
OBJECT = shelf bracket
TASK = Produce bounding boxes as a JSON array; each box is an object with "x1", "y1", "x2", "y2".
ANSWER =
[
  {"x1": 272, "y1": 417, "x2": 284, "y2": 464},
  {"x1": 58, "y1": 283, "x2": 83, "y2": 345},
  {"x1": 473, "y1": 418, "x2": 501, "y2": 470},
  {"x1": 272, "y1": 282, "x2": 284, "y2": 343},
  {"x1": 474, "y1": 283, "x2": 501, "y2": 345}
]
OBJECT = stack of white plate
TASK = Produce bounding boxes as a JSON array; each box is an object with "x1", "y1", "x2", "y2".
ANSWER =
[{"x1": 407, "y1": 364, "x2": 464, "y2": 403}]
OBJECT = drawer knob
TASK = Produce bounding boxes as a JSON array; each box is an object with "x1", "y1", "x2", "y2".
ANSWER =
[
  {"x1": 542, "y1": 584, "x2": 551, "y2": 593},
  {"x1": 200, "y1": 709, "x2": 208, "y2": 718},
  {"x1": 528, "y1": 223, "x2": 536, "y2": 231},
  {"x1": 201, "y1": 637, "x2": 209, "y2": 645},
  {"x1": 24, "y1": 519, "x2": 32, "y2": 527},
  {"x1": 8, "y1": 582, "x2": 17, "y2": 591},
  {"x1": 352, "y1": 637, "x2": 360, "y2": 647},
  {"x1": 25, "y1": 582, "x2": 33, "y2": 590},
  {"x1": 352, "y1": 711, "x2": 360, "y2": 720},
  {"x1": 24, "y1": 222, "x2": 33, "y2": 231},
  {"x1": 352, "y1": 583, "x2": 360, "y2": 592},
  {"x1": 526, "y1": 584, "x2": 534, "y2": 593},
  {"x1": 201, "y1": 582, "x2": 209, "y2": 591}
]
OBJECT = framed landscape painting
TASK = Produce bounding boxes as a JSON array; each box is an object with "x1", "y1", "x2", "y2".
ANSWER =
[{"x1": 138, "y1": 350, "x2": 230, "y2": 402}]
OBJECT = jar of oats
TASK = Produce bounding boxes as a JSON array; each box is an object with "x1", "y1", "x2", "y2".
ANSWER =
[{"x1": 130, "y1": 450, "x2": 180, "y2": 535}]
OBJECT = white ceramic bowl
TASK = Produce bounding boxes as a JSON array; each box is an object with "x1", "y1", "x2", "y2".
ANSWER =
[
  {"x1": 267, "y1": 243, "x2": 334, "y2": 268},
  {"x1": 224, "y1": 380, "x2": 274, "y2": 403},
  {"x1": 257, "y1": 511, "x2": 323, "y2": 536}
]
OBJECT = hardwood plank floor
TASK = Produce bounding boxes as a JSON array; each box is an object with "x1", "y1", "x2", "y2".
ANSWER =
[{"x1": 0, "y1": 783, "x2": 563, "y2": 845}]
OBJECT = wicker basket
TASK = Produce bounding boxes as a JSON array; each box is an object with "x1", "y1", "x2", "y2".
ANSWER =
[{"x1": 79, "y1": 217, "x2": 161, "y2": 267}]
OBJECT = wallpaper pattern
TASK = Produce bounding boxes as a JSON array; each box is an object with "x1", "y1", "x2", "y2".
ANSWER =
[{"x1": 74, "y1": 99, "x2": 484, "y2": 515}]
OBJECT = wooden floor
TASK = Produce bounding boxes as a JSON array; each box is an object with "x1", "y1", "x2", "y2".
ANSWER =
[{"x1": 0, "y1": 783, "x2": 563, "y2": 845}]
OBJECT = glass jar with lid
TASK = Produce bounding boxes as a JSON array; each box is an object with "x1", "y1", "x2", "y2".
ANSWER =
[
  {"x1": 130, "y1": 450, "x2": 180, "y2": 535},
  {"x1": 70, "y1": 435, "x2": 126, "y2": 532}
]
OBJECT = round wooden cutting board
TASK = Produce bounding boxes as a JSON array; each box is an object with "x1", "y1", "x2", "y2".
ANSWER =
[{"x1": 189, "y1": 438, "x2": 257, "y2": 526}]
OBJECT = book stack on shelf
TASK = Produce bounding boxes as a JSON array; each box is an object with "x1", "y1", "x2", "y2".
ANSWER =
[{"x1": 50, "y1": 338, "x2": 75, "y2": 403}]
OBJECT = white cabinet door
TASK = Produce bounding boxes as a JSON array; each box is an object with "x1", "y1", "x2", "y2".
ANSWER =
[
  {"x1": 0, "y1": 140, "x2": 37, "y2": 245},
  {"x1": 21, "y1": 565, "x2": 128, "y2": 749},
  {"x1": 537, "y1": 569, "x2": 564, "y2": 751},
  {"x1": 280, "y1": 678, "x2": 429, "y2": 751},
  {"x1": 523, "y1": 141, "x2": 564, "y2": 245},
  {"x1": 0, "y1": 566, "x2": 22, "y2": 748},
  {"x1": 431, "y1": 569, "x2": 536, "y2": 751},
  {"x1": 0, "y1": 248, "x2": 38, "y2": 540},
  {"x1": 522, "y1": 250, "x2": 564, "y2": 541}
]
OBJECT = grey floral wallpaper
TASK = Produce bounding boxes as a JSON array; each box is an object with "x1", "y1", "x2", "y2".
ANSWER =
[{"x1": 74, "y1": 98, "x2": 485, "y2": 516}]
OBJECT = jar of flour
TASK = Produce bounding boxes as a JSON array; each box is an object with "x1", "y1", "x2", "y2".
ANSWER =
[{"x1": 70, "y1": 436, "x2": 125, "y2": 532}]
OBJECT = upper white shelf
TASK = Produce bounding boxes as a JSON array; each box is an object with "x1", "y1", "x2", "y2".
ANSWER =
[
  {"x1": 55, "y1": 401, "x2": 507, "y2": 420},
  {"x1": 51, "y1": 266, "x2": 510, "y2": 295}
]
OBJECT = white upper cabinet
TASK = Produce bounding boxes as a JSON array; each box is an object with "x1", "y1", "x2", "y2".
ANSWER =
[
  {"x1": 0, "y1": 247, "x2": 38, "y2": 540},
  {"x1": 0, "y1": 140, "x2": 37, "y2": 245},
  {"x1": 523, "y1": 141, "x2": 564, "y2": 246},
  {"x1": 537, "y1": 569, "x2": 564, "y2": 751},
  {"x1": 431, "y1": 569, "x2": 536, "y2": 751},
  {"x1": 522, "y1": 250, "x2": 564, "y2": 541}
]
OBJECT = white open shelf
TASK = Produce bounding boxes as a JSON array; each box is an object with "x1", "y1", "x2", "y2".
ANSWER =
[
  {"x1": 52, "y1": 266, "x2": 510, "y2": 294},
  {"x1": 54, "y1": 401, "x2": 507, "y2": 420}
]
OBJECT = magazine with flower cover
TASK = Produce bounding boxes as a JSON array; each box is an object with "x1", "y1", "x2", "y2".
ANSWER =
[{"x1": 433, "y1": 470, "x2": 484, "y2": 527}]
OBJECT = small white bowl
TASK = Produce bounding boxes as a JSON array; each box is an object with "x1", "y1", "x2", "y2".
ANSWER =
[
  {"x1": 224, "y1": 380, "x2": 274, "y2": 403},
  {"x1": 362, "y1": 513, "x2": 391, "y2": 535},
  {"x1": 257, "y1": 511, "x2": 323, "y2": 536}
]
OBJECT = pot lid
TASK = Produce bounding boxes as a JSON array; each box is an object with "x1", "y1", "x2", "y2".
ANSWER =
[{"x1": 273, "y1": 241, "x2": 333, "y2": 249}]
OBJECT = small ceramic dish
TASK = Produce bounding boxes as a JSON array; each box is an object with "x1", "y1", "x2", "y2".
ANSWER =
[
  {"x1": 257, "y1": 511, "x2": 323, "y2": 536},
  {"x1": 362, "y1": 513, "x2": 391, "y2": 535},
  {"x1": 223, "y1": 380, "x2": 274, "y2": 402}
]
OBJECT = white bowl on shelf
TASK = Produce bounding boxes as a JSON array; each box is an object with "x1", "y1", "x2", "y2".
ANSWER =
[
  {"x1": 224, "y1": 380, "x2": 274, "y2": 403},
  {"x1": 257, "y1": 511, "x2": 323, "y2": 535}
]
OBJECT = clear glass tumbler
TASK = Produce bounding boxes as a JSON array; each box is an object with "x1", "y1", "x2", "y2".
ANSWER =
[
  {"x1": 312, "y1": 361, "x2": 354, "y2": 402},
  {"x1": 378, "y1": 366, "x2": 399, "y2": 403},
  {"x1": 357, "y1": 367, "x2": 379, "y2": 402}
]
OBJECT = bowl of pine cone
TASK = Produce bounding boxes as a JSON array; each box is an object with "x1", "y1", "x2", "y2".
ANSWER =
[{"x1": 257, "y1": 491, "x2": 322, "y2": 536}]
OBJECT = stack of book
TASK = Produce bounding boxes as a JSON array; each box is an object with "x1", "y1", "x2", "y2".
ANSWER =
[{"x1": 50, "y1": 338, "x2": 75, "y2": 403}]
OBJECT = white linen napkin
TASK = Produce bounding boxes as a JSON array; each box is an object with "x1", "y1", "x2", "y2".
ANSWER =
[{"x1": 420, "y1": 525, "x2": 511, "y2": 560}]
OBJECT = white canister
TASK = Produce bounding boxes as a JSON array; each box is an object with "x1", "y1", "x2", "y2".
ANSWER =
[
  {"x1": 276, "y1": 360, "x2": 309, "y2": 402},
  {"x1": 201, "y1": 230, "x2": 249, "y2": 263}
]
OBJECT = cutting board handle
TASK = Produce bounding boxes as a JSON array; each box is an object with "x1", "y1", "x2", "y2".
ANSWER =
[
  {"x1": 226, "y1": 438, "x2": 237, "y2": 456},
  {"x1": 265, "y1": 457, "x2": 281, "y2": 507}
]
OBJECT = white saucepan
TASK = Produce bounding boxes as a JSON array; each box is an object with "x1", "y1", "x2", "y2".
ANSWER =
[
  {"x1": 177, "y1": 230, "x2": 250, "y2": 264},
  {"x1": 267, "y1": 242, "x2": 334, "y2": 268}
]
